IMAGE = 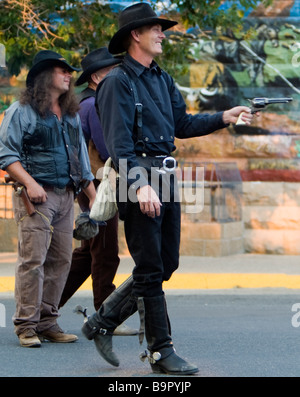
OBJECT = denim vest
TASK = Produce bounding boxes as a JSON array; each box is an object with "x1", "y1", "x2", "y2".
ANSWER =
[{"x1": 21, "y1": 113, "x2": 82, "y2": 189}]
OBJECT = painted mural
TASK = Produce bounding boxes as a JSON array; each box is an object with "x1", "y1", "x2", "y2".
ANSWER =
[
  {"x1": 169, "y1": 0, "x2": 300, "y2": 180},
  {"x1": 174, "y1": 1, "x2": 300, "y2": 122}
]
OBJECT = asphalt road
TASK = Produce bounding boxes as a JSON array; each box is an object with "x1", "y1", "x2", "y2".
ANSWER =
[{"x1": 1, "y1": 290, "x2": 300, "y2": 380}]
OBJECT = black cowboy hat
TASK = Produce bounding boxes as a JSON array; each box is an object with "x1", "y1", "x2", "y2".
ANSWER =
[
  {"x1": 26, "y1": 50, "x2": 81, "y2": 87},
  {"x1": 108, "y1": 2, "x2": 178, "y2": 55},
  {"x1": 75, "y1": 47, "x2": 121, "y2": 86}
]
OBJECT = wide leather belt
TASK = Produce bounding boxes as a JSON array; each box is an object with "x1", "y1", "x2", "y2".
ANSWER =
[{"x1": 43, "y1": 185, "x2": 74, "y2": 195}]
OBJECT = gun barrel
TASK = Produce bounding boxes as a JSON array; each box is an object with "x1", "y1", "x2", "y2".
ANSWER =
[
  {"x1": 249, "y1": 97, "x2": 293, "y2": 110},
  {"x1": 265, "y1": 97, "x2": 293, "y2": 104}
]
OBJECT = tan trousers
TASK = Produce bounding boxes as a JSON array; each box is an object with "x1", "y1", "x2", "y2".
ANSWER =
[{"x1": 12, "y1": 190, "x2": 74, "y2": 335}]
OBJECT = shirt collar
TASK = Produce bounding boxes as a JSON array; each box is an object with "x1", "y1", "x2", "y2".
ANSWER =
[{"x1": 124, "y1": 53, "x2": 162, "y2": 77}]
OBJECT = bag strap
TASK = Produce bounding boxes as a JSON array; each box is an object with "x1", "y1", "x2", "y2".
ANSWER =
[{"x1": 102, "y1": 157, "x2": 112, "y2": 180}]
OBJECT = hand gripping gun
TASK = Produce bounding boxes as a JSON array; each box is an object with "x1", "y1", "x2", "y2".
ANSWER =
[
  {"x1": 4, "y1": 174, "x2": 36, "y2": 216},
  {"x1": 236, "y1": 97, "x2": 293, "y2": 125}
]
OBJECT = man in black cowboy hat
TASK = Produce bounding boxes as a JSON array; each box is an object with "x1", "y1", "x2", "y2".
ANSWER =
[
  {"x1": 0, "y1": 50, "x2": 96, "y2": 347},
  {"x1": 59, "y1": 47, "x2": 137, "y2": 336},
  {"x1": 82, "y1": 3, "x2": 254, "y2": 374}
]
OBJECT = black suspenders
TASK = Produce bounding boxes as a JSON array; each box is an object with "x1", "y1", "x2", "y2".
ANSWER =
[{"x1": 121, "y1": 66, "x2": 145, "y2": 151}]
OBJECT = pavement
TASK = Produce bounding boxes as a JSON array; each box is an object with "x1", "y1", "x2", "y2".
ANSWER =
[
  {"x1": 1, "y1": 252, "x2": 300, "y2": 379},
  {"x1": 1, "y1": 252, "x2": 300, "y2": 295}
]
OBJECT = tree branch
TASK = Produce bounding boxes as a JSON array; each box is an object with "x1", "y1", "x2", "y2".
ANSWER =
[{"x1": 5, "y1": 0, "x2": 63, "y2": 42}]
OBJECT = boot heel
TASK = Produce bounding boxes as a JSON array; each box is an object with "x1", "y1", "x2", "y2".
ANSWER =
[
  {"x1": 152, "y1": 350, "x2": 199, "y2": 375},
  {"x1": 150, "y1": 363, "x2": 164, "y2": 374}
]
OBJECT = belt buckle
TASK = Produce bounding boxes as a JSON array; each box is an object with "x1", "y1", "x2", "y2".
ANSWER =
[
  {"x1": 53, "y1": 186, "x2": 66, "y2": 195},
  {"x1": 162, "y1": 156, "x2": 177, "y2": 172}
]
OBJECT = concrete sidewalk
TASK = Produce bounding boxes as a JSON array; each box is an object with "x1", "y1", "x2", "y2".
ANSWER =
[{"x1": 0, "y1": 252, "x2": 300, "y2": 293}]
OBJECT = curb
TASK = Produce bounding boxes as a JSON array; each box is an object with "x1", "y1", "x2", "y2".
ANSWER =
[{"x1": 2, "y1": 272, "x2": 300, "y2": 293}]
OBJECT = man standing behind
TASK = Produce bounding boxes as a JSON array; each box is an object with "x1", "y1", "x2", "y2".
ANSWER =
[
  {"x1": 0, "y1": 50, "x2": 96, "y2": 347},
  {"x1": 59, "y1": 47, "x2": 137, "y2": 336}
]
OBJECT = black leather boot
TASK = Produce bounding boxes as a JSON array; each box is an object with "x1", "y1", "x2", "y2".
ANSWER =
[
  {"x1": 81, "y1": 275, "x2": 137, "y2": 367},
  {"x1": 141, "y1": 294, "x2": 199, "y2": 375}
]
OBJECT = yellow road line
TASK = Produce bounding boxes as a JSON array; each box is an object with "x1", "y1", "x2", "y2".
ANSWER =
[{"x1": 1, "y1": 273, "x2": 300, "y2": 293}]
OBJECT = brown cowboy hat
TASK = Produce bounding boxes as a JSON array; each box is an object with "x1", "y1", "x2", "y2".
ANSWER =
[
  {"x1": 108, "y1": 3, "x2": 177, "y2": 55},
  {"x1": 75, "y1": 47, "x2": 122, "y2": 86},
  {"x1": 26, "y1": 50, "x2": 81, "y2": 87}
]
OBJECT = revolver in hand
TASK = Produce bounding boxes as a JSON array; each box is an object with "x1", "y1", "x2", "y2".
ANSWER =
[{"x1": 236, "y1": 97, "x2": 293, "y2": 125}]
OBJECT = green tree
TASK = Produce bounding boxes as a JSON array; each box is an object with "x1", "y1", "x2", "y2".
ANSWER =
[
  {"x1": 0, "y1": 0, "x2": 118, "y2": 75},
  {"x1": 0, "y1": 0, "x2": 273, "y2": 77}
]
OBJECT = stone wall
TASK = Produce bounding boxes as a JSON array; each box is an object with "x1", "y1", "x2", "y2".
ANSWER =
[
  {"x1": 178, "y1": 180, "x2": 244, "y2": 256},
  {"x1": 180, "y1": 220, "x2": 244, "y2": 256},
  {"x1": 1, "y1": 181, "x2": 300, "y2": 256},
  {"x1": 177, "y1": 181, "x2": 300, "y2": 256},
  {"x1": 243, "y1": 181, "x2": 300, "y2": 255}
]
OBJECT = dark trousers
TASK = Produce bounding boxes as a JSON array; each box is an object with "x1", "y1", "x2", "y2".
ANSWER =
[
  {"x1": 59, "y1": 185, "x2": 120, "y2": 310},
  {"x1": 124, "y1": 172, "x2": 181, "y2": 298}
]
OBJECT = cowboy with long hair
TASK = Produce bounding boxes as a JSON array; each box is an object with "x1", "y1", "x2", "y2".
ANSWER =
[{"x1": 0, "y1": 50, "x2": 96, "y2": 347}]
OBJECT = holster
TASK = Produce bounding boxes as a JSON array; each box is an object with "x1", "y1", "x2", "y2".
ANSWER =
[{"x1": 5, "y1": 175, "x2": 36, "y2": 216}]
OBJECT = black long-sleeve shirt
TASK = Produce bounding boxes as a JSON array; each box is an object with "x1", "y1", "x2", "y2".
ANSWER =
[{"x1": 96, "y1": 53, "x2": 227, "y2": 187}]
